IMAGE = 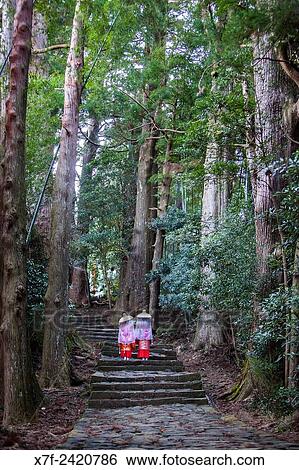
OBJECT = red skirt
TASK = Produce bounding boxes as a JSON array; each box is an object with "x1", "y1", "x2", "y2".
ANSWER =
[
  {"x1": 119, "y1": 343, "x2": 134, "y2": 358},
  {"x1": 137, "y1": 339, "x2": 150, "y2": 359}
]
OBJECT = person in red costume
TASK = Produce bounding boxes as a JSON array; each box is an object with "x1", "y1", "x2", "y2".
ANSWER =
[
  {"x1": 118, "y1": 313, "x2": 135, "y2": 360},
  {"x1": 135, "y1": 310, "x2": 153, "y2": 360}
]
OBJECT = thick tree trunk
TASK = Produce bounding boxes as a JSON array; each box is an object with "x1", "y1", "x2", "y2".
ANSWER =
[
  {"x1": 201, "y1": 139, "x2": 220, "y2": 237},
  {"x1": 116, "y1": 1, "x2": 168, "y2": 313},
  {"x1": 0, "y1": 0, "x2": 16, "y2": 143},
  {"x1": 40, "y1": 0, "x2": 83, "y2": 387},
  {"x1": 194, "y1": 75, "x2": 229, "y2": 349},
  {"x1": 149, "y1": 142, "x2": 182, "y2": 325},
  {"x1": 69, "y1": 116, "x2": 99, "y2": 307},
  {"x1": 122, "y1": 125, "x2": 157, "y2": 312},
  {"x1": 227, "y1": 30, "x2": 299, "y2": 402},
  {"x1": 30, "y1": 10, "x2": 47, "y2": 75},
  {"x1": 69, "y1": 265, "x2": 89, "y2": 307},
  {"x1": 115, "y1": 138, "x2": 138, "y2": 311},
  {"x1": 252, "y1": 32, "x2": 296, "y2": 294},
  {"x1": 0, "y1": 0, "x2": 42, "y2": 425},
  {"x1": 194, "y1": 311, "x2": 225, "y2": 351}
]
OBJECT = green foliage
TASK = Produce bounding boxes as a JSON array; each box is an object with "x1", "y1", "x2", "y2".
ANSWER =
[
  {"x1": 27, "y1": 258, "x2": 48, "y2": 318},
  {"x1": 202, "y1": 203, "x2": 256, "y2": 312},
  {"x1": 251, "y1": 385, "x2": 299, "y2": 418},
  {"x1": 157, "y1": 209, "x2": 201, "y2": 316},
  {"x1": 277, "y1": 153, "x2": 299, "y2": 249},
  {"x1": 157, "y1": 190, "x2": 257, "y2": 355},
  {"x1": 149, "y1": 206, "x2": 186, "y2": 231},
  {"x1": 26, "y1": 75, "x2": 64, "y2": 206}
]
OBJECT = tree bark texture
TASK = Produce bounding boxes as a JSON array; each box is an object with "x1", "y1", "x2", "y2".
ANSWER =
[
  {"x1": 114, "y1": 136, "x2": 138, "y2": 312},
  {"x1": 194, "y1": 74, "x2": 229, "y2": 349},
  {"x1": 116, "y1": 5, "x2": 169, "y2": 312},
  {"x1": 0, "y1": 0, "x2": 42, "y2": 426},
  {"x1": 252, "y1": 32, "x2": 297, "y2": 294},
  {"x1": 201, "y1": 139, "x2": 220, "y2": 237},
  {"x1": 69, "y1": 116, "x2": 99, "y2": 307},
  {"x1": 149, "y1": 142, "x2": 182, "y2": 325},
  {"x1": 119, "y1": 121, "x2": 158, "y2": 312},
  {"x1": 0, "y1": 0, "x2": 16, "y2": 143},
  {"x1": 30, "y1": 10, "x2": 48, "y2": 76},
  {"x1": 41, "y1": 0, "x2": 83, "y2": 387},
  {"x1": 194, "y1": 311, "x2": 225, "y2": 351}
]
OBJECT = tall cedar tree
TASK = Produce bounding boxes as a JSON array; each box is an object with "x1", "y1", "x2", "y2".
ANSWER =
[
  {"x1": 40, "y1": 0, "x2": 84, "y2": 387},
  {"x1": 0, "y1": 0, "x2": 42, "y2": 426},
  {"x1": 117, "y1": 0, "x2": 168, "y2": 312},
  {"x1": 69, "y1": 115, "x2": 99, "y2": 307}
]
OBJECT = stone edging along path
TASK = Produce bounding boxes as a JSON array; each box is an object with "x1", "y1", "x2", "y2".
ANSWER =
[{"x1": 62, "y1": 311, "x2": 299, "y2": 450}]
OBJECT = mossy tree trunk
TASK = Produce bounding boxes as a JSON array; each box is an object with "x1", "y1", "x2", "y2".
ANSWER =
[
  {"x1": 120, "y1": 118, "x2": 158, "y2": 312},
  {"x1": 252, "y1": 32, "x2": 294, "y2": 295},
  {"x1": 194, "y1": 69, "x2": 228, "y2": 350},
  {"x1": 40, "y1": 0, "x2": 84, "y2": 388},
  {"x1": 0, "y1": 0, "x2": 42, "y2": 426},
  {"x1": 226, "y1": 21, "x2": 299, "y2": 401}
]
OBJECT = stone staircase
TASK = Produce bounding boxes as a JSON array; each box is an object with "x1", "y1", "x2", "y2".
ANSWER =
[{"x1": 70, "y1": 309, "x2": 208, "y2": 410}]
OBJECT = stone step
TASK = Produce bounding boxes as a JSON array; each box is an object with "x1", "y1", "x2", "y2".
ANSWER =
[
  {"x1": 70, "y1": 321, "x2": 112, "y2": 325},
  {"x1": 77, "y1": 333, "x2": 118, "y2": 339},
  {"x1": 91, "y1": 371, "x2": 201, "y2": 383},
  {"x1": 74, "y1": 328, "x2": 117, "y2": 333},
  {"x1": 69, "y1": 318, "x2": 112, "y2": 324},
  {"x1": 101, "y1": 352, "x2": 177, "y2": 360},
  {"x1": 101, "y1": 353, "x2": 176, "y2": 361},
  {"x1": 74, "y1": 324, "x2": 117, "y2": 328},
  {"x1": 102, "y1": 345, "x2": 175, "y2": 352},
  {"x1": 68, "y1": 324, "x2": 111, "y2": 330},
  {"x1": 97, "y1": 364, "x2": 184, "y2": 372},
  {"x1": 92, "y1": 380, "x2": 203, "y2": 391},
  {"x1": 90, "y1": 388, "x2": 206, "y2": 400},
  {"x1": 88, "y1": 396, "x2": 208, "y2": 409},
  {"x1": 76, "y1": 328, "x2": 118, "y2": 333},
  {"x1": 77, "y1": 323, "x2": 118, "y2": 334},
  {"x1": 69, "y1": 316, "x2": 108, "y2": 320},
  {"x1": 75, "y1": 333, "x2": 116, "y2": 339},
  {"x1": 98, "y1": 359, "x2": 182, "y2": 367}
]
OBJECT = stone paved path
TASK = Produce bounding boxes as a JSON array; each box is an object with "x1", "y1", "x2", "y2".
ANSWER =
[
  {"x1": 62, "y1": 404, "x2": 298, "y2": 449},
  {"x1": 63, "y1": 311, "x2": 298, "y2": 450}
]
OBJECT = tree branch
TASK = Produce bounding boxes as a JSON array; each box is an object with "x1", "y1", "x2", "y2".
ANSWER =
[
  {"x1": 277, "y1": 45, "x2": 299, "y2": 89},
  {"x1": 33, "y1": 44, "x2": 69, "y2": 54}
]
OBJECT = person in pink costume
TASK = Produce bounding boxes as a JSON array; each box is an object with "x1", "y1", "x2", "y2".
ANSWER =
[
  {"x1": 135, "y1": 310, "x2": 153, "y2": 360},
  {"x1": 118, "y1": 313, "x2": 135, "y2": 360}
]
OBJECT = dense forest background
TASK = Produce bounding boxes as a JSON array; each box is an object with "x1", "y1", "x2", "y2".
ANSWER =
[{"x1": 0, "y1": 0, "x2": 299, "y2": 431}]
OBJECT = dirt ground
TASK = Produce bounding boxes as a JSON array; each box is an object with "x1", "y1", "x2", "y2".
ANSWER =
[
  {"x1": 0, "y1": 344, "x2": 98, "y2": 450},
  {"x1": 176, "y1": 337, "x2": 299, "y2": 445}
]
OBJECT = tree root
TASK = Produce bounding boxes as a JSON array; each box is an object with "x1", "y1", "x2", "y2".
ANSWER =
[{"x1": 221, "y1": 359, "x2": 254, "y2": 402}]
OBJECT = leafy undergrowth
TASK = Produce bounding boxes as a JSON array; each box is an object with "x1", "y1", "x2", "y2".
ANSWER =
[
  {"x1": 0, "y1": 343, "x2": 100, "y2": 450},
  {"x1": 177, "y1": 340, "x2": 299, "y2": 445}
]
